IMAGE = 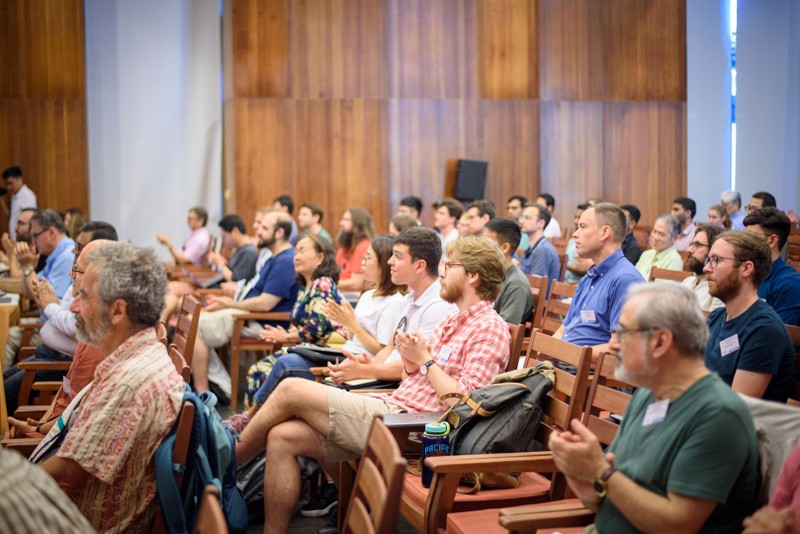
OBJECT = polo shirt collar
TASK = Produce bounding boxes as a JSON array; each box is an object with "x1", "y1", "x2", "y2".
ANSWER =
[{"x1": 586, "y1": 248, "x2": 625, "y2": 279}]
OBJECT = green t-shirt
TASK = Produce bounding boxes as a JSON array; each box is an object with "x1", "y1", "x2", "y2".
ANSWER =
[{"x1": 596, "y1": 374, "x2": 759, "y2": 533}]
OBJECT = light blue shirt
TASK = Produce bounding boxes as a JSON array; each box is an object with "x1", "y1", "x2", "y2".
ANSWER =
[
  {"x1": 520, "y1": 236, "x2": 560, "y2": 295},
  {"x1": 562, "y1": 249, "x2": 644, "y2": 347},
  {"x1": 40, "y1": 236, "x2": 76, "y2": 299}
]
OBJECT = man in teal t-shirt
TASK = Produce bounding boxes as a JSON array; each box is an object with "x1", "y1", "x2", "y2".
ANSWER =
[{"x1": 550, "y1": 281, "x2": 759, "y2": 533}]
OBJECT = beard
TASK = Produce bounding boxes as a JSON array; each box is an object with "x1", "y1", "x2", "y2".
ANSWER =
[
  {"x1": 440, "y1": 281, "x2": 463, "y2": 304},
  {"x1": 613, "y1": 343, "x2": 658, "y2": 386},
  {"x1": 707, "y1": 269, "x2": 740, "y2": 302},
  {"x1": 75, "y1": 309, "x2": 112, "y2": 346},
  {"x1": 258, "y1": 233, "x2": 275, "y2": 249},
  {"x1": 337, "y1": 231, "x2": 353, "y2": 250},
  {"x1": 686, "y1": 254, "x2": 705, "y2": 275}
]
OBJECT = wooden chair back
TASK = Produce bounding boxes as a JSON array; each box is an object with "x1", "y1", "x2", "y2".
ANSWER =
[
  {"x1": 558, "y1": 253, "x2": 568, "y2": 283},
  {"x1": 787, "y1": 324, "x2": 800, "y2": 406},
  {"x1": 342, "y1": 418, "x2": 407, "y2": 534},
  {"x1": 788, "y1": 234, "x2": 800, "y2": 262},
  {"x1": 633, "y1": 225, "x2": 650, "y2": 250},
  {"x1": 525, "y1": 275, "x2": 548, "y2": 331},
  {"x1": 156, "y1": 321, "x2": 168, "y2": 347},
  {"x1": 788, "y1": 259, "x2": 800, "y2": 274},
  {"x1": 173, "y1": 295, "x2": 202, "y2": 364},
  {"x1": 541, "y1": 281, "x2": 576, "y2": 335},
  {"x1": 169, "y1": 344, "x2": 192, "y2": 384},
  {"x1": 582, "y1": 352, "x2": 634, "y2": 446},
  {"x1": 152, "y1": 400, "x2": 196, "y2": 534},
  {"x1": 505, "y1": 323, "x2": 526, "y2": 372},
  {"x1": 649, "y1": 267, "x2": 693, "y2": 283},
  {"x1": 523, "y1": 330, "x2": 592, "y2": 437},
  {"x1": 193, "y1": 485, "x2": 228, "y2": 534}
]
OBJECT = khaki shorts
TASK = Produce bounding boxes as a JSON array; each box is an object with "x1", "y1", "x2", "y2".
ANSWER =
[
  {"x1": 321, "y1": 387, "x2": 404, "y2": 462},
  {"x1": 197, "y1": 308, "x2": 262, "y2": 348}
]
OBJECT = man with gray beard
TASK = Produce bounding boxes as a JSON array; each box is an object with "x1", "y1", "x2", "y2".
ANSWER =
[{"x1": 549, "y1": 282, "x2": 759, "y2": 533}]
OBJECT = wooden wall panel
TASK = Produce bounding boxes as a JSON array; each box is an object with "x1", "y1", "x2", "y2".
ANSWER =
[
  {"x1": 538, "y1": 0, "x2": 604, "y2": 101},
  {"x1": 226, "y1": 0, "x2": 290, "y2": 98},
  {"x1": 602, "y1": 0, "x2": 686, "y2": 101},
  {"x1": 540, "y1": 101, "x2": 604, "y2": 228},
  {"x1": 0, "y1": 0, "x2": 88, "y2": 235},
  {"x1": 290, "y1": 0, "x2": 387, "y2": 98},
  {"x1": 386, "y1": 0, "x2": 477, "y2": 98},
  {"x1": 603, "y1": 102, "x2": 686, "y2": 225},
  {"x1": 477, "y1": 0, "x2": 538, "y2": 99}
]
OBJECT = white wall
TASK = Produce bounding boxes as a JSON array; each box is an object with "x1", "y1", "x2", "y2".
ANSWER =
[
  {"x1": 84, "y1": 0, "x2": 222, "y2": 258},
  {"x1": 687, "y1": 0, "x2": 732, "y2": 219},
  {"x1": 736, "y1": 0, "x2": 800, "y2": 213}
]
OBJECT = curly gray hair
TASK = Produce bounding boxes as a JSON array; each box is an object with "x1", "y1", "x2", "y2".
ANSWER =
[{"x1": 86, "y1": 242, "x2": 167, "y2": 327}]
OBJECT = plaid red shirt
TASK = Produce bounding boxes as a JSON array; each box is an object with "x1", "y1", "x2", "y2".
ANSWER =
[{"x1": 379, "y1": 299, "x2": 510, "y2": 413}]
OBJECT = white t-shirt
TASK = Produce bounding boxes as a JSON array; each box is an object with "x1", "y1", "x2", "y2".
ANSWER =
[
  {"x1": 543, "y1": 216, "x2": 562, "y2": 239},
  {"x1": 341, "y1": 289, "x2": 405, "y2": 356},
  {"x1": 9, "y1": 184, "x2": 37, "y2": 240}
]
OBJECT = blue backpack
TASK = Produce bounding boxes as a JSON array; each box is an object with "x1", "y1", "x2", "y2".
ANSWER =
[{"x1": 154, "y1": 387, "x2": 248, "y2": 533}]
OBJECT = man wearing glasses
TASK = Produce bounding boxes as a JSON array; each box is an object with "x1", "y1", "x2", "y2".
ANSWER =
[
  {"x1": 680, "y1": 224, "x2": 724, "y2": 312},
  {"x1": 703, "y1": 231, "x2": 794, "y2": 402}
]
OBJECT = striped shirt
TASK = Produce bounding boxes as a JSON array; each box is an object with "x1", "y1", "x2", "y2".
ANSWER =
[
  {"x1": 380, "y1": 300, "x2": 510, "y2": 413},
  {"x1": 0, "y1": 446, "x2": 93, "y2": 533},
  {"x1": 58, "y1": 329, "x2": 184, "y2": 533}
]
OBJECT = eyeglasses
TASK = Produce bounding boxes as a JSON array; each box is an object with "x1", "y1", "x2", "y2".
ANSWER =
[
  {"x1": 442, "y1": 262, "x2": 464, "y2": 274},
  {"x1": 687, "y1": 241, "x2": 709, "y2": 250},
  {"x1": 32, "y1": 228, "x2": 47, "y2": 239},
  {"x1": 72, "y1": 267, "x2": 85, "y2": 276},
  {"x1": 745, "y1": 205, "x2": 762, "y2": 213},
  {"x1": 611, "y1": 325, "x2": 659, "y2": 339},
  {"x1": 704, "y1": 255, "x2": 742, "y2": 269}
]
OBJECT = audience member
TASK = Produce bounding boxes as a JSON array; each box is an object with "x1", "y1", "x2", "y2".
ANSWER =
[
  {"x1": 550, "y1": 282, "x2": 758, "y2": 533},
  {"x1": 0, "y1": 207, "x2": 37, "y2": 278},
  {"x1": 2, "y1": 166, "x2": 37, "y2": 240},
  {"x1": 336, "y1": 207, "x2": 375, "y2": 292},
  {"x1": 191, "y1": 211, "x2": 300, "y2": 398},
  {"x1": 0, "y1": 446, "x2": 93, "y2": 532},
  {"x1": 708, "y1": 204, "x2": 733, "y2": 230},
  {"x1": 635, "y1": 214, "x2": 683, "y2": 279},
  {"x1": 397, "y1": 195, "x2": 423, "y2": 224},
  {"x1": 235, "y1": 236, "x2": 510, "y2": 533},
  {"x1": 273, "y1": 194, "x2": 300, "y2": 244},
  {"x1": 507, "y1": 194, "x2": 529, "y2": 250},
  {"x1": 671, "y1": 197, "x2": 698, "y2": 250},
  {"x1": 681, "y1": 224, "x2": 725, "y2": 312},
  {"x1": 156, "y1": 206, "x2": 211, "y2": 265},
  {"x1": 432, "y1": 197, "x2": 463, "y2": 250},
  {"x1": 519, "y1": 203, "x2": 560, "y2": 292},
  {"x1": 747, "y1": 191, "x2": 777, "y2": 213},
  {"x1": 457, "y1": 212, "x2": 471, "y2": 237},
  {"x1": 388, "y1": 214, "x2": 417, "y2": 237},
  {"x1": 209, "y1": 214, "x2": 259, "y2": 284},
  {"x1": 721, "y1": 190, "x2": 745, "y2": 230},
  {"x1": 484, "y1": 217, "x2": 534, "y2": 325},
  {"x1": 63, "y1": 207, "x2": 86, "y2": 240},
  {"x1": 250, "y1": 206, "x2": 274, "y2": 271},
  {"x1": 463, "y1": 200, "x2": 495, "y2": 236},
  {"x1": 536, "y1": 193, "x2": 562, "y2": 238},
  {"x1": 39, "y1": 242, "x2": 184, "y2": 532},
  {"x1": 743, "y1": 443, "x2": 800, "y2": 534},
  {"x1": 565, "y1": 203, "x2": 592, "y2": 283},
  {"x1": 744, "y1": 207, "x2": 800, "y2": 325},
  {"x1": 704, "y1": 231, "x2": 794, "y2": 402},
  {"x1": 297, "y1": 202, "x2": 333, "y2": 245},
  {"x1": 556, "y1": 203, "x2": 644, "y2": 360},
  {"x1": 619, "y1": 204, "x2": 643, "y2": 265}
]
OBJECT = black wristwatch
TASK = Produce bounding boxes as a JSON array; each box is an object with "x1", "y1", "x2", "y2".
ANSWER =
[
  {"x1": 419, "y1": 359, "x2": 436, "y2": 376},
  {"x1": 593, "y1": 466, "x2": 616, "y2": 499}
]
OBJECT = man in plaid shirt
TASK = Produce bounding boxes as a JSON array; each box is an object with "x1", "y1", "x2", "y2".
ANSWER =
[{"x1": 236, "y1": 236, "x2": 511, "y2": 534}]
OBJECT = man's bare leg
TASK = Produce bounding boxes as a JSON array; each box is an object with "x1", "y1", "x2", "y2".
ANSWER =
[
  {"x1": 236, "y1": 377, "x2": 331, "y2": 465},
  {"x1": 263, "y1": 419, "x2": 325, "y2": 534},
  {"x1": 192, "y1": 338, "x2": 211, "y2": 392}
]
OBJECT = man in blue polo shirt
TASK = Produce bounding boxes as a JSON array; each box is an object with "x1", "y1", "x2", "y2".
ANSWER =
[
  {"x1": 743, "y1": 207, "x2": 800, "y2": 325},
  {"x1": 190, "y1": 211, "x2": 300, "y2": 399},
  {"x1": 554, "y1": 203, "x2": 644, "y2": 361},
  {"x1": 519, "y1": 203, "x2": 560, "y2": 296}
]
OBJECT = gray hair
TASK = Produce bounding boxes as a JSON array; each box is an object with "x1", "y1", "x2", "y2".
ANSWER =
[
  {"x1": 86, "y1": 242, "x2": 167, "y2": 327},
  {"x1": 656, "y1": 214, "x2": 681, "y2": 237},
  {"x1": 626, "y1": 281, "x2": 708, "y2": 359},
  {"x1": 720, "y1": 190, "x2": 741, "y2": 208},
  {"x1": 31, "y1": 209, "x2": 67, "y2": 234}
]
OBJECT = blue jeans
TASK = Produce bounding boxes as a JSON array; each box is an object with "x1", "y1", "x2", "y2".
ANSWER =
[{"x1": 253, "y1": 353, "x2": 315, "y2": 406}]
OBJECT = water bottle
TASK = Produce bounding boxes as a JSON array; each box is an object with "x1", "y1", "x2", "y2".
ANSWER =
[{"x1": 421, "y1": 421, "x2": 450, "y2": 488}]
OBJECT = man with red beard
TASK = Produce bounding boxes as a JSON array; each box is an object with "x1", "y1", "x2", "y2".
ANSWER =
[
  {"x1": 703, "y1": 231, "x2": 794, "y2": 402},
  {"x1": 680, "y1": 224, "x2": 724, "y2": 312}
]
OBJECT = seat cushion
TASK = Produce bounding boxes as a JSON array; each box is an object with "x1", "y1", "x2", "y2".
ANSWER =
[
  {"x1": 403, "y1": 470, "x2": 551, "y2": 514},
  {"x1": 446, "y1": 500, "x2": 585, "y2": 534}
]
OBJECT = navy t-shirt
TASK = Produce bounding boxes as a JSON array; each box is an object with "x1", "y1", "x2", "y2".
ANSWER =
[
  {"x1": 244, "y1": 247, "x2": 300, "y2": 319},
  {"x1": 705, "y1": 299, "x2": 794, "y2": 403}
]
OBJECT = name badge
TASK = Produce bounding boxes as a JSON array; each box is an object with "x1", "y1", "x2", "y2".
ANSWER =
[
  {"x1": 643, "y1": 399, "x2": 669, "y2": 426},
  {"x1": 63, "y1": 376, "x2": 72, "y2": 397},
  {"x1": 438, "y1": 345, "x2": 453, "y2": 362},
  {"x1": 580, "y1": 310, "x2": 596, "y2": 323},
  {"x1": 720, "y1": 334, "x2": 740, "y2": 357}
]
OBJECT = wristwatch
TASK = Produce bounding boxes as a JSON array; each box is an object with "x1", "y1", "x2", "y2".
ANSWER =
[
  {"x1": 419, "y1": 359, "x2": 436, "y2": 376},
  {"x1": 593, "y1": 465, "x2": 616, "y2": 500},
  {"x1": 22, "y1": 268, "x2": 34, "y2": 277}
]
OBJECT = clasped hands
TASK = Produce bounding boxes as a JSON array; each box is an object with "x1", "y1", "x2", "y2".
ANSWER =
[
  {"x1": 549, "y1": 418, "x2": 614, "y2": 485},
  {"x1": 395, "y1": 331, "x2": 429, "y2": 374}
]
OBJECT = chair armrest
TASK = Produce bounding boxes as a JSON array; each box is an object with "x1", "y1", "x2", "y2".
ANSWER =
[
  {"x1": 1, "y1": 437, "x2": 42, "y2": 458},
  {"x1": 17, "y1": 323, "x2": 44, "y2": 332},
  {"x1": 13, "y1": 405, "x2": 49, "y2": 420},
  {"x1": 380, "y1": 411, "x2": 444, "y2": 454},
  {"x1": 310, "y1": 366, "x2": 330, "y2": 376},
  {"x1": 498, "y1": 501, "x2": 594, "y2": 532},
  {"x1": 425, "y1": 451, "x2": 557, "y2": 474},
  {"x1": 32, "y1": 381, "x2": 62, "y2": 392},
  {"x1": 231, "y1": 312, "x2": 291, "y2": 322},
  {"x1": 18, "y1": 361, "x2": 71, "y2": 372}
]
